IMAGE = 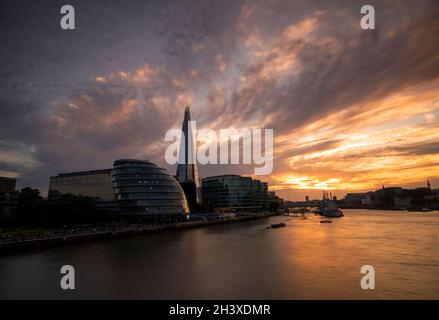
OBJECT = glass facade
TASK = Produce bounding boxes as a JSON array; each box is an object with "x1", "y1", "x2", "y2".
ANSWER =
[
  {"x1": 48, "y1": 160, "x2": 189, "y2": 216},
  {"x1": 176, "y1": 106, "x2": 200, "y2": 207},
  {"x1": 112, "y1": 159, "x2": 189, "y2": 215},
  {"x1": 202, "y1": 175, "x2": 269, "y2": 212},
  {"x1": 48, "y1": 169, "x2": 115, "y2": 201}
]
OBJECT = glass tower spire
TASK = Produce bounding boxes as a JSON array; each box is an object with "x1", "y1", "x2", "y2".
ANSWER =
[{"x1": 176, "y1": 106, "x2": 200, "y2": 206}]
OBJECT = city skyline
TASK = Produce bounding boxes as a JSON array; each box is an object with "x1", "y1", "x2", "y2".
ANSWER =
[{"x1": 1, "y1": 0, "x2": 438, "y2": 201}]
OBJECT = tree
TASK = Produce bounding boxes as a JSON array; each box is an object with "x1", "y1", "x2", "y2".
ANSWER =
[
  {"x1": 47, "y1": 194, "x2": 96, "y2": 225},
  {"x1": 17, "y1": 187, "x2": 45, "y2": 224},
  {"x1": 269, "y1": 200, "x2": 280, "y2": 213}
]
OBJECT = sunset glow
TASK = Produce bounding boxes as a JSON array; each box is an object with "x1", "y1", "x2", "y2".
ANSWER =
[{"x1": 0, "y1": 0, "x2": 438, "y2": 200}]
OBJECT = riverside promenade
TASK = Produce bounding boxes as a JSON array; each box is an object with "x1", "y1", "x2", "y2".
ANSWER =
[{"x1": 0, "y1": 212, "x2": 275, "y2": 253}]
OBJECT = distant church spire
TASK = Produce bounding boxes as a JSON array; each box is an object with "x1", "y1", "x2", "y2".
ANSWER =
[{"x1": 427, "y1": 179, "x2": 431, "y2": 190}]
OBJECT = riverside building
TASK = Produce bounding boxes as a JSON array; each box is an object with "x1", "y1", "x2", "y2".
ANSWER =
[
  {"x1": 112, "y1": 159, "x2": 189, "y2": 215},
  {"x1": 0, "y1": 177, "x2": 18, "y2": 220},
  {"x1": 201, "y1": 175, "x2": 271, "y2": 212},
  {"x1": 48, "y1": 169, "x2": 114, "y2": 201},
  {"x1": 48, "y1": 159, "x2": 189, "y2": 217}
]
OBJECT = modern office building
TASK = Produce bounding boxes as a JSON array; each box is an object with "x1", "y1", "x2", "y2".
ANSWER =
[
  {"x1": 176, "y1": 106, "x2": 201, "y2": 209},
  {"x1": 112, "y1": 159, "x2": 189, "y2": 215},
  {"x1": 48, "y1": 169, "x2": 115, "y2": 201},
  {"x1": 0, "y1": 177, "x2": 18, "y2": 220},
  {"x1": 201, "y1": 175, "x2": 270, "y2": 212},
  {"x1": 48, "y1": 159, "x2": 189, "y2": 217}
]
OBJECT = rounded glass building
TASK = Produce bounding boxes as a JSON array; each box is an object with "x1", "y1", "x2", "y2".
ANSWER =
[{"x1": 112, "y1": 159, "x2": 189, "y2": 216}]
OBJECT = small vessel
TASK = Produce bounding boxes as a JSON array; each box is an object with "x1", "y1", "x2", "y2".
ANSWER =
[
  {"x1": 320, "y1": 220, "x2": 332, "y2": 224},
  {"x1": 270, "y1": 223, "x2": 286, "y2": 228},
  {"x1": 407, "y1": 207, "x2": 433, "y2": 212}
]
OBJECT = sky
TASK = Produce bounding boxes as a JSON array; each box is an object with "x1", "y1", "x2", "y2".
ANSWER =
[{"x1": 0, "y1": 0, "x2": 438, "y2": 200}]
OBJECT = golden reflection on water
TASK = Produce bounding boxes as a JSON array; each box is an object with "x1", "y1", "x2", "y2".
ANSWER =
[
  {"x1": 0, "y1": 209, "x2": 438, "y2": 299},
  {"x1": 266, "y1": 210, "x2": 439, "y2": 299}
]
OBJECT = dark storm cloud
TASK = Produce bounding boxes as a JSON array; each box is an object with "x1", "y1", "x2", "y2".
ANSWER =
[
  {"x1": 0, "y1": 0, "x2": 438, "y2": 192},
  {"x1": 277, "y1": 139, "x2": 344, "y2": 160},
  {"x1": 390, "y1": 141, "x2": 439, "y2": 156},
  {"x1": 196, "y1": 0, "x2": 439, "y2": 135}
]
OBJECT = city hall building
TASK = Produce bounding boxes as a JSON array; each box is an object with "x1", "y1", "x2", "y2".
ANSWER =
[
  {"x1": 48, "y1": 159, "x2": 189, "y2": 216},
  {"x1": 112, "y1": 159, "x2": 189, "y2": 215}
]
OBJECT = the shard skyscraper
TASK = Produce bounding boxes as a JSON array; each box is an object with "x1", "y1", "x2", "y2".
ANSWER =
[{"x1": 176, "y1": 106, "x2": 200, "y2": 209}]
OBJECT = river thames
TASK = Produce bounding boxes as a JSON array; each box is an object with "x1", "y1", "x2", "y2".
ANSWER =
[{"x1": 1, "y1": 209, "x2": 438, "y2": 299}]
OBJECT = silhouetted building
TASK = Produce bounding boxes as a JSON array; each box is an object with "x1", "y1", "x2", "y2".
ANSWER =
[
  {"x1": 0, "y1": 177, "x2": 16, "y2": 193},
  {"x1": 344, "y1": 193, "x2": 367, "y2": 208},
  {"x1": 394, "y1": 196, "x2": 412, "y2": 209},
  {"x1": 425, "y1": 188, "x2": 439, "y2": 209},
  {"x1": 268, "y1": 191, "x2": 284, "y2": 211},
  {"x1": 342, "y1": 181, "x2": 437, "y2": 210},
  {"x1": 0, "y1": 177, "x2": 18, "y2": 220},
  {"x1": 201, "y1": 175, "x2": 270, "y2": 212},
  {"x1": 176, "y1": 106, "x2": 200, "y2": 210}
]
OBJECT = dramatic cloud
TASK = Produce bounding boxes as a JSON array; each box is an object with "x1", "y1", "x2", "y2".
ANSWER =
[{"x1": 0, "y1": 0, "x2": 438, "y2": 199}]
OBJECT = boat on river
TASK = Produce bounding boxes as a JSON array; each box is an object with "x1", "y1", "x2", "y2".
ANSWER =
[
  {"x1": 270, "y1": 223, "x2": 286, "y2": 228},
  {"x1": 315, "y1": 192, "x2": 344, "y2": 217}
]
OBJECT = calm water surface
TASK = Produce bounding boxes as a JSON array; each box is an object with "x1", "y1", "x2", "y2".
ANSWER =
[{"x1": 1, "y1": 210, "x2": 439, "y2": 299}]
